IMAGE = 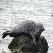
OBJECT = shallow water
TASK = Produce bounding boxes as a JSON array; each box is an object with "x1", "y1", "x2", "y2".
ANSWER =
[{"x1": 0, "y1": 0, "x2": 53, "y2": 53}]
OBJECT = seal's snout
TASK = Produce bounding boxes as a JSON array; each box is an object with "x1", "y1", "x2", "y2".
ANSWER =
[{"x1": 43, "y1": 28, "x2": 45, "y2": 31}]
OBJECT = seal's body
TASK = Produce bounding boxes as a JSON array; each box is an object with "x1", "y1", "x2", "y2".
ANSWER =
[{"x1": 2, "y1": 20, "x2": 45, "y2": 45}]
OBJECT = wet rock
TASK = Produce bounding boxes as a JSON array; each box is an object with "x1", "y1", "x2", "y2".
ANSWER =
[{"x1": 8, "y1": 34, "x2": 48, "y2": 53}]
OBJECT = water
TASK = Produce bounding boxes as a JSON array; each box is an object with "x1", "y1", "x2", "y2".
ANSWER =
[{"x1": 0, "y1": 0, "x2": 53, "y2": 53}]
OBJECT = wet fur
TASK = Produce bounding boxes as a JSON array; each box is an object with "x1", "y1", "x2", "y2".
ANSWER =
[{"x1": 2, "y1": 20, "x2": 45, "y2": 45}]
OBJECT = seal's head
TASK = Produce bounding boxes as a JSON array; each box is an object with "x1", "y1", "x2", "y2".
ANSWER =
[{"x1": 37, "y1": 23, "x2": 45, "y2": 33}]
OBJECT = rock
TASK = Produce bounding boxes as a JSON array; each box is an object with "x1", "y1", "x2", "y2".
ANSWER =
[{"x1": 8, "y1": 34, "x2": 48, "y2": 53}]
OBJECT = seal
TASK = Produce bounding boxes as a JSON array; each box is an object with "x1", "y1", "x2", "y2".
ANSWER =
[{"x1": 2, "y1": 20, "x2": 45, "y2": 45}]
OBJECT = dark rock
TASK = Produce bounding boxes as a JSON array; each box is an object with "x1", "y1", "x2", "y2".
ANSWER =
[{"x1": 8, "y1": 34, "x2": 48, "y2": 53}]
